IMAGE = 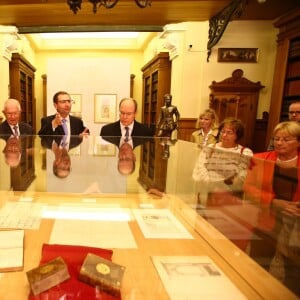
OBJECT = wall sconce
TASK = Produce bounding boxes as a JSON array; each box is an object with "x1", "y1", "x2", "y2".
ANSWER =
[{"x1": 67, "y1": 0, "x2": 151, "y2": 14}]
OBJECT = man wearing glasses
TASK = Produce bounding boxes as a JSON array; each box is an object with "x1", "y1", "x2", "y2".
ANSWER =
[
  {"x1": 38, "y1": 91, "x2": 89, "y2": 136},
  {"x1": 100, "y1": 98, "x2": 153, "y2": 139},
  {"x1": 267, "y1": 101, "x2": 300, "y2": 150}
]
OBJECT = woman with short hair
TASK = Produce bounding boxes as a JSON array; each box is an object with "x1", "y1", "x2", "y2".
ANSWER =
[{"x1": 190, "y1": 108, "x2": 219, "y2": 148}]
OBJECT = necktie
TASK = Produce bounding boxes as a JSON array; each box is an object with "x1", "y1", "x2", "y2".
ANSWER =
[
  {"x1": 60, "y1": 135, "x2": 68, "y2": 148},
  {"x1": 62, "y1": 119, "x2": 68, "y2": 135},
  {"x1": 125, "y1": 126, "x2": 129, "y2": 142},
  {"x1": 13, "y1": 125, "x2": 18, "y2": 136}
]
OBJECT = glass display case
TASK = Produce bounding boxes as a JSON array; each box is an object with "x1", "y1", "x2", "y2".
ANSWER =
[{"x1": 0, "y1": 136, "x2": 298, "y2": 300}]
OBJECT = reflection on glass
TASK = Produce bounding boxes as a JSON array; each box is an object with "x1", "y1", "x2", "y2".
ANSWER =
[
  {"x1": 0, "y1": 136, "x2": 298, "y2": 297},
  {"x1": 1, "y1": 135, "x2": 35, "y2": 191}
]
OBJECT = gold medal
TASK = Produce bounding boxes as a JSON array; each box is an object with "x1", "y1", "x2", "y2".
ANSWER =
[{"x1": 96, "y1": 263, "x2": 110, "y2": 275}]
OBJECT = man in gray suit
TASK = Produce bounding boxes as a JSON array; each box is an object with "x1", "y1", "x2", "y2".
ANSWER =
[{"x1": 0, "y1": 98, "x2": 34, "y2": 136}]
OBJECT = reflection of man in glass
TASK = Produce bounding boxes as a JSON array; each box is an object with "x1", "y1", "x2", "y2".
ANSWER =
[
  {"x1": 2, "y1": 136, "x2": 22, "y2": 167},
  {"x1": 52, "y1": 141, "x2": 71, "y2": 178},
  {"x1": 40, "y1": 135, "x2": 82, "y2": 178},
  {"x1": 117, "y1": 141, "x2": 136, "y2": 175}
]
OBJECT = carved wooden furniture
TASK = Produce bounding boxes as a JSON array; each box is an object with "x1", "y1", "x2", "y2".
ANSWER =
[
  {"x1": 209, "y1": 69, "x2": 264, "y2": 148},
  {"x1": 141, "y1": 52, "x2": 171, "y2": 132},
  {"x1": 266, "y1": 9, "x2": 300, "y2": 147},
  {"x1": 10, "y1": 137, "x2": 36, "y2": 191},
  {"x1": 139, "y1": 52, "x2": 171, "y2": 192},
  {"x1": 9, "y1": 53, "x2": 36, "y2": 132},
  {"x1": 177, "y1": 118, "x2": 197, "y2": 142}
]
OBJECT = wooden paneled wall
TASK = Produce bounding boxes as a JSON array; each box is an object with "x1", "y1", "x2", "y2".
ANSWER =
[
  {"x1": 178, "y1": 118, "x2": 197, "y2": 142},
  {"x1": 178, "y1": 117, "x2": 267, "y2": 152}
]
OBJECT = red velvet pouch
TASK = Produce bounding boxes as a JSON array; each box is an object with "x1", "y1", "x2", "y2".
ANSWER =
[{"x1": 28, "y1": 244, "x2": 119, "y2": 300}]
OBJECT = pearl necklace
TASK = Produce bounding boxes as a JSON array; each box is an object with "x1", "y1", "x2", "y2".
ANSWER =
[{"x1": 277, "y1": 155, "x2": 298, "y2": 163}]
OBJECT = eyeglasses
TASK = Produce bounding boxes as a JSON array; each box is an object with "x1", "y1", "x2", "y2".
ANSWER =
[
  {"x1": 220, "y1": 130, "x2": 235, "y2": 135},
  {"x1": 273, "y1": 137, "x2": 297, "y2": 143},
  {"x1": 57, "y1": 99, "x2": 74, "y2": 104},
  {"x1": 119, "y1": 111, "x2": 135, "y2": 117},
  {"x1": 288, "y1": 111, "x2": 300, "y2": 115},
  {"x1": 5, "y1": 112, "x2": 20, "y2": 117}
]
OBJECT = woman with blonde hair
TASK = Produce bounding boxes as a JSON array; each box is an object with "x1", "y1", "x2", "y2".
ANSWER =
[
  {"x1": 244, "y1": 120, "x2": 300, "y2": 206},
  {"x1": 190, "y1": 108, "x2": 219, "y2": 147},
  {"x1": 244, "y1": 121, "x2": 300, "y2": 294}
]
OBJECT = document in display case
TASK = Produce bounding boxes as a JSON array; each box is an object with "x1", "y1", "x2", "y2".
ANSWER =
[{"x1": 0, "y1": 229, "x2": 24, "y2": 272}]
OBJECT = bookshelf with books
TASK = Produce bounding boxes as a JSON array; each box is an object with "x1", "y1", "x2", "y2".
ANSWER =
[
  {"x1": 281, "y1": 37, "x2": 300, "y2": 119},
  {"x1": 9, "y1": 53, "x2": 36, "y2": 131},
  {"x1": 138, "y1": 52, "x2": 171, "y2": 192},
  {"x1": 266, "y1": 8, "x2": 300, "y2": 147}
]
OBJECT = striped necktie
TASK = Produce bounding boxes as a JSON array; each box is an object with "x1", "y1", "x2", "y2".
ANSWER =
[
  {"x1": 13, "y1": 125, "x2": 19, "y2": 136},
  {"x1": 125, "y1": 126, "x2": 129, "y2": 142},
  {"x1": 62, "y1": 119, "x2": 68, "y2": 135}
]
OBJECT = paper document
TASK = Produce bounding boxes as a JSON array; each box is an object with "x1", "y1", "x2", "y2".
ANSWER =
[
  {"x1": 0, "y1": 229, "x2": 24, "y2": 272},
  {"x1": 152, "y1": 256, "x2": 246, "y2": 300},
  {"x1": 50, "y1": 219, "x2": 137, "y2": 249},
  {"x1": 0, "y1": 202, "x2": 42, "y2": 229},
  {"x1": 133, "y1": 209, "x2": 193, "y2": 239}
]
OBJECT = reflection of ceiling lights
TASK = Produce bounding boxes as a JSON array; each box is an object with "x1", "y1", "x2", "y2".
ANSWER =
[
  {"x1": 67, "y1": 0, "x2": 151, "y2": 14},
  {"x1": 40, "y1": 32, "x2": 140, "y2": 39}
]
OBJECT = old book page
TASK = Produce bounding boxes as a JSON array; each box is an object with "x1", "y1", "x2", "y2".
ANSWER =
[
  {"x1": 0, "y1": 229, "x2": 24, "y2": 272},
  {"x1": 152, "y1": 256, "x2": 246, "y2": 300}
]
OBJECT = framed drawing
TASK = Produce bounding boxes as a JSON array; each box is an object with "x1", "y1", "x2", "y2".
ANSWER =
[
  {"x1": 93, "y1": 136, "x2": 116, "y2": 156},
  {"x1": 218, "y1": 48, "x2": 258, "y2": 63},
  {"x1": 94, "y1": 94, "x2": 117, "y2": 123},
  {"x1": 70, "y1": 94, "x2": 82, "y2": 113}
]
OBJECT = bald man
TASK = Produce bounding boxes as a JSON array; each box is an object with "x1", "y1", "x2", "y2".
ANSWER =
[{"x1": 0, "y1": 98, "x2": 34, "y2": 136}]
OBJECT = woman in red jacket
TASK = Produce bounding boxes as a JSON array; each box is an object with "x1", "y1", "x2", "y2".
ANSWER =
[
  {"x1": 244, "y1": 121, "x2": 300, "y2": 296},
  {"x1": 244, "y1": 121, "x2": 300, "y2": 207}
]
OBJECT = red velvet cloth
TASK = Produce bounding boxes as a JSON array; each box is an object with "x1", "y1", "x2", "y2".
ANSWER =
[{"x1": 28, "y1": 244, "x2": 120, "y2": 300}]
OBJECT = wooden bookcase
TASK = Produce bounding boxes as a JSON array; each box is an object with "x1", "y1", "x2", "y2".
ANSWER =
[
  {"x1": 281, "y1": 37, "x2": 300, "y2": 119},
  {"x1": 10, "y1": 136, "x2": 36, "y2": 191},
  {"x1": 141, "y1": 52, "x2": 171, "y2": 132},
  {"x1": 9, "y1": 53, "x2": 36, "y2": 131},
  {"x1": 266, "y1": 9, "x2": 300, "y2": 147},
  {"x1": 138, "y1": 52, "x2": 171, "y2": 192}
]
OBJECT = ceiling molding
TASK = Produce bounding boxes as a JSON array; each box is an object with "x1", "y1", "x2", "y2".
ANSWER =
[{"x1": 18, "y1": 25, "x2": 164, "y2": 34}]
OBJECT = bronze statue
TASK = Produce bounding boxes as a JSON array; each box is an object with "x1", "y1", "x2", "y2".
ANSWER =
[{"x1": 156, "y1": 94, "x2": 180, "y2": 138}]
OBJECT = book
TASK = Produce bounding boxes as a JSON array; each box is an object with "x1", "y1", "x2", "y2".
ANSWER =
[
  {"x1": 26, "y1": 256, "x2": 70, "y2": 296},
  {"x1": 78, "y1": 253, "x2": 125, "y2": 297},
  {"x1": 0, "y1": 229, "x2": 24, "y2": 272}
]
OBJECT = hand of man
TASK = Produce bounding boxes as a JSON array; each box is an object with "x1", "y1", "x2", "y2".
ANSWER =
[
  {"x1": 79, "y1": 127, "x2": 89, "y2": 137},
  {"x1": 52, "y1": 113, "x2": 63, "y2": 129}
]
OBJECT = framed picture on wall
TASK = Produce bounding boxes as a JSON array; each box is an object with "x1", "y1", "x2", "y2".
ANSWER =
[
  {"x1": 94, "y1": 94, "x2": 117, "y2": 123},
  {"x1": 70, "y1": 94, "x2": 82, "y2": 113},
  {"x1": 93, "y1": 136, "x2": 116, "y2": 156},
  {"x1": 218, "y1": 48, "x2": 258, "y2": 63}
]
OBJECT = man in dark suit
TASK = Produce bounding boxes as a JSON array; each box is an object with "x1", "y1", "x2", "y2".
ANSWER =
[
  {"x1": 40, "y1": 135, "x2": 83, "y2": 151},
  {"x1": 2, "y1": 135, "x2": 35, "y2": 168},
  {"x1": 102, "y1": 136, "x2": 150, "y2": 175},
  {"x1": 0, "y1": 98, "x2": 34, "y2": 136},
  {"x1": 100, "y1": 98, "x2": 153, "y2": 138},
  {"x1": 38, "y1": 91, "x2": 89, "y2": 136},
  {"x1": 39, "y1": 135, "x2": 83, "y2": 178}
]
